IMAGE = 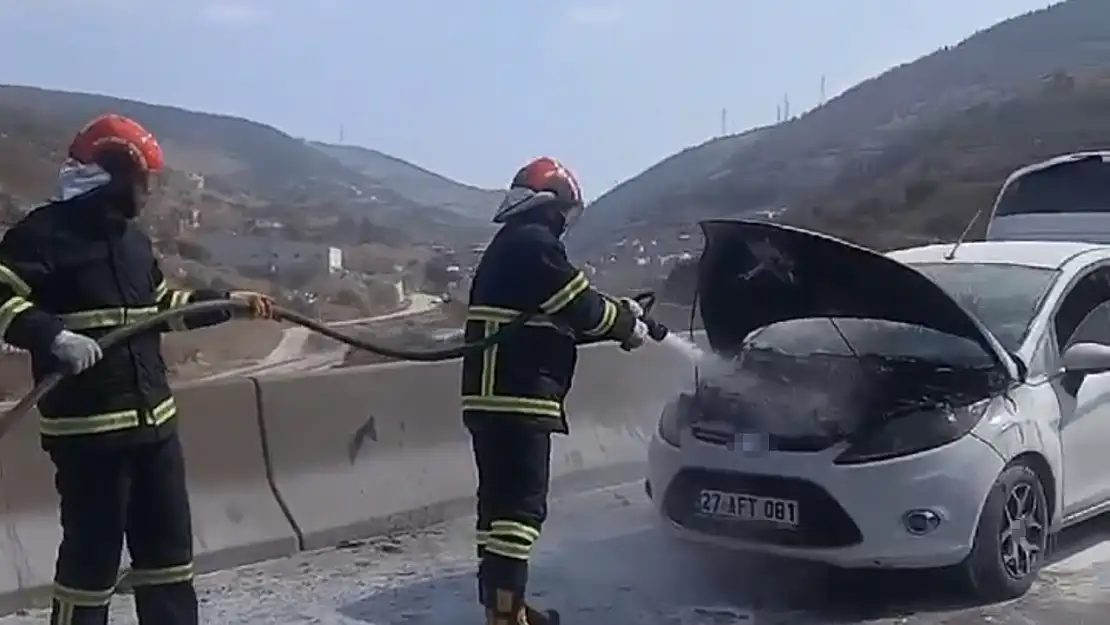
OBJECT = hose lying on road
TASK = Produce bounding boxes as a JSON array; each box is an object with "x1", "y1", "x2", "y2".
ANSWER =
[{"x1": 0, "y1": 291, "x2": 667, "y2": 441}]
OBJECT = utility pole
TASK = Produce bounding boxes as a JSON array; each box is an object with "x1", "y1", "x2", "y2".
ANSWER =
[
  {"x1": 339, "y1": 125, "x2": 345, "y2": 144},
  {"x1": 720, "y1": 108, "x2": 727, "y2": 136},
  {"x1": 819, "y1": 74, "x2": 827, "y2": 106}
]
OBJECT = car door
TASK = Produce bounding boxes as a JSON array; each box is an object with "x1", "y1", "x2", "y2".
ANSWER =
[{"x1": 1054, "y1": 267, "x2": 1110, "y2": 517}]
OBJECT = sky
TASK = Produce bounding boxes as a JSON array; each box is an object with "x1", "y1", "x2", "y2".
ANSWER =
[{"x1": 0, "y1": 0, "x2": 1061, "y2": 198}]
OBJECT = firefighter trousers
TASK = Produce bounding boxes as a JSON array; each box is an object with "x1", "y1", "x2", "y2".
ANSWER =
[
  {"x1": 469, "y1": 420, "x2": 552, "y2": 609},
  {"x1": 48, "y1": 431, "x2": 197, "y2": 625}
]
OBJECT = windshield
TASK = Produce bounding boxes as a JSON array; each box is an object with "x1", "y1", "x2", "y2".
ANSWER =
[
  {"x1": 912, "y1": 263, "x2": 1057, "y2": 351},
  {"x1": 744, "y1": 263, "x2": 1057, "y2": 359},
  {"x1": 995, "y1": 157, "x2": 1110, "y2": 216}
]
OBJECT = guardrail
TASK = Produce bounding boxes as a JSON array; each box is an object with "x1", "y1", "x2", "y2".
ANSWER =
[{"x1": 0, "y1": 339, "x2": 695, "y2": 615}]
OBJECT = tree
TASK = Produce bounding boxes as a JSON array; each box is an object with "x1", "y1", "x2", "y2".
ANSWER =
[
  {"x1": 177, "y1": 240, "x2": 211, "y2": 262},
  {"x1": 661, "y1": 259, "x2": 697, "y2": 303},
  {"x1": 423, "y1": 255, "x2": 453, "y2": 292}
]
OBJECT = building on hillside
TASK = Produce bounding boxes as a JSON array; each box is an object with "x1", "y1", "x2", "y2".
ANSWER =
[
  {"x1": 199, "y1": 232, "x2": 339, "y2": 276},
  {"x1": 327, "y1": 247, "x2": 343, "y2": 275},
  {"x1": 186, "y1": 173, "x2": 205, "y2": 191},
  {"x1": 176, "y1": 207, "x2": 200, "y2": 231},
  {"x1": 389, "y1": 276, "x2": 405, "y2": 304}
]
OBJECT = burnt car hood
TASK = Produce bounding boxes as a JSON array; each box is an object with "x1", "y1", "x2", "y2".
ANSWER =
[{"x1": 696, "y1": 220, "x2": 1017, "y2": 378}]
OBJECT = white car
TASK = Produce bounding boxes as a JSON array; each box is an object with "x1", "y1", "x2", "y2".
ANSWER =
[
  {"x1": 647, "y1": 219, "x2": 1110, "y2": 601},
  {"x1": 987, "y1": 150, "x2": 1110, "y2": 244}
]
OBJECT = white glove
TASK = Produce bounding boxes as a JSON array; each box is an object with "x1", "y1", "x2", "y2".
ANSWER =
[
  {"x1": 229, "y1": 291, "x2": 277, "y2": 319},
  {"x1": 50, "y1": 330, "x2": 103, "y2": 374},
  {"x1": 620, "y1": 297, "x2": 645, "y2": 319},
  {"x1": 620, "y1": 320, "x2": 649, "y2": 352}
]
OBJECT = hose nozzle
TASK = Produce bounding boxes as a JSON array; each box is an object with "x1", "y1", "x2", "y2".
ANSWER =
[{"x1": 644, "y1": 316, "x2": 669, "y2": 342}]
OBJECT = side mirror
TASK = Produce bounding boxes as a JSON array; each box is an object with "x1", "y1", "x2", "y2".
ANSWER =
[{"x1": 1062, "y1": 342, "x2": 1110, "y2": 375}]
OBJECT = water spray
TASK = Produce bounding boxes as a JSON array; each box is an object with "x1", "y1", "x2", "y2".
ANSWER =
[{"x1": 659, "y1": 332, "x2": 708, "y2": 364}]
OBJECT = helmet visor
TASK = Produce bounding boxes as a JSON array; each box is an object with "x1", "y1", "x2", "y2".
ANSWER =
[{"x1": 563, "y1": 202, "x2": 584, "y2": 233}]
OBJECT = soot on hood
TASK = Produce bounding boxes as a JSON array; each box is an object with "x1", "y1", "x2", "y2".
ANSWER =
[
  {"x1": 695, "y1": 340, "x2": 1008, "y2": 440},
  {"x1": 691, "y1": 220, "x2": 1013, "y2": 440}
]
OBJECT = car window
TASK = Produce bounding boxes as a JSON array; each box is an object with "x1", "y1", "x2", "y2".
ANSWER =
[
  {"x1": 747, "y1": 318, "x2": 992, "y2": 365},
  {"x1": 1056, "y1": 267, "x2": 1110, "y2": 349},
  {"x1": 910, "y1": 263, "x2": 1058, "y2": 352},
  {"x1": 995, "y1": 156, "x2": 1110, "y2": 216},
  {"x1": 741, "y1": 263, "x2": 1057, "y2": 360},
  {"x1": 1068, "y1": 302, "x2": 1110, "y2": 347}
]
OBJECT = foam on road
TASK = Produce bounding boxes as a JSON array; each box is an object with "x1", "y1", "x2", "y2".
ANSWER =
[{"x1": 5, "y1": 482, "x2": 1109, "y2": 624}]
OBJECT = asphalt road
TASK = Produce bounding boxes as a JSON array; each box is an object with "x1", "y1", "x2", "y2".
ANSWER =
[
  {"x1": 5, "y1": 481, "x2": 1108, "y2": 624},
  {"x1": 201, "y1": 293, "x2": 442, "y2": 381}
]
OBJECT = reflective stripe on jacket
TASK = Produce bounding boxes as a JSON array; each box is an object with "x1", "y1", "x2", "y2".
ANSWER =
[
  {"x1": 0, "y1": 195, "x2": 231, "y2": 448},
  {"x1": 460, "y1": 218, "x2": 635, "y2": 433}
]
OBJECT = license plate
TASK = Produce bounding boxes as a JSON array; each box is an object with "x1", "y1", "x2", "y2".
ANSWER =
[{"x1": 697, "y1": 489, "x2": 800, "y2": 526}]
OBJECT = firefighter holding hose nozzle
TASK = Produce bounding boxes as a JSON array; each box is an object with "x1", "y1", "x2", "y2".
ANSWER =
[
  {"x1": 0, "y1": 114, "x2": 274, "y2": 625},
  {"x1": 462, "y1": 157, "x2": 650, "y2": 625}
]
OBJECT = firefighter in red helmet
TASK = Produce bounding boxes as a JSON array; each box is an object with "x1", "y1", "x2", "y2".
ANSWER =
[
  {"x1": 461, "y1": 157, "x2": 649, "y2": 624},
  {"x1": 0, "y1": 113, "x2": 274, "y2": 625}
]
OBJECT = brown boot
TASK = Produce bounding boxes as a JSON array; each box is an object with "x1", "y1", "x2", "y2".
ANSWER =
[
  {"x1": 521, "y1": 603, "x2": 560, "y2": 625},
  {"x1": 487, "y1": 589, "x2": 519, "y2": 625},
  {"x1": 489, "y1": 588, "x2": 561, "y2": 625}
]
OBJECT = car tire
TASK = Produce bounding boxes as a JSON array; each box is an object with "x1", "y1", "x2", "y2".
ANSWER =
[{"x1": 957, "y1": 462, "x2": 1049, "y2": 601}]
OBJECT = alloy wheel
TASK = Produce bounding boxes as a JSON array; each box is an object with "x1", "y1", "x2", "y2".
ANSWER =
[{"x1": 998, "y1": 482, "x2": 1046, "y2": 579}]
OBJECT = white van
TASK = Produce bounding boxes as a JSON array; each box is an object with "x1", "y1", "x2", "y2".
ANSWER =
[{"x1": 986, "y1": 151, "x2": 1110, "y2": 243}]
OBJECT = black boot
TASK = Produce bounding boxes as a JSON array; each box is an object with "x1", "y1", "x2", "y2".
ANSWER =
[{"x1": 50, "y1": 601, "x2": 109, "y2": 625}]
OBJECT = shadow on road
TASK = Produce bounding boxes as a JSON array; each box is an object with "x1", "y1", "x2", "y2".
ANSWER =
[{"x1": 340, "y1": 514, "x2": 1110, "y2": 624}]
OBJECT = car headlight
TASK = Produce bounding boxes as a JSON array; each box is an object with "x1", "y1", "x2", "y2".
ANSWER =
[
  {"x1": 833, "y1": 400, "x2": 991, "y2": 465},
  {"x1": 658, "y1": 393, "x2": 697, "y2": 447}
]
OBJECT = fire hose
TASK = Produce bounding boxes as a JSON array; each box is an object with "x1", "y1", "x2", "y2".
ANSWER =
[{"x1": 0, "y1": 291, "x2": 669, "y2": 441}]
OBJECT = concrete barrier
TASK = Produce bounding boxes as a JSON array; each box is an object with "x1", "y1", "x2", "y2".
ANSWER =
[
  {"x1": 0, "y1": 338, "x2": 699, "y2": 615},
  {"x1": 0, "y1": 377, "x2": 299, "y2": 615},
  {"x1": 258, "y1": 340, "x2": 696, "y2": 551},
  {"x1": 173, "y1": 377, "x2": 299, "y2": 571},
  {"x1": 0, "y1": 404, "x2": 60, "y2": 614},
  {"x1": 256, "y1": 360, "x2": 478, "y2": 550}
]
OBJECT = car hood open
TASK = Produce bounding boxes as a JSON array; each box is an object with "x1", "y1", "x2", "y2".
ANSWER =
[{"x1": 695, "y1": 220, "x2": 1017, "y2": 379}]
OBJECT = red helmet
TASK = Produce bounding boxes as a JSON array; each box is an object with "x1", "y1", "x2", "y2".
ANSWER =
[
  {"x1": 69, "y1": 114, "x2": 165, "y2": 175},
  {"x1": 493, "y1": 157, "x2": 585, "y2": 230}
]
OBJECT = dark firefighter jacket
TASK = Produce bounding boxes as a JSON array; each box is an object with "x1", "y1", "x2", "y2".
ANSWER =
[
  {"x1": 461, "y1": 218, "x2": 637, "y2": 433},
  {"x1": 0, "y1": 193, "x2": 231, "y2": 450}
]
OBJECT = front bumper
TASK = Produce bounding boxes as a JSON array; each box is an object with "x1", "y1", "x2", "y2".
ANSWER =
[{"x1": 646, "y1": 430, "x2": 1005, "y2": 569}]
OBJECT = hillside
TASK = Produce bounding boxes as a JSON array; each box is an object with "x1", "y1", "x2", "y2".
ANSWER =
[
  {"x1": 0, "y1": 84, "x2": 494, "y2": 383},
  {"x1": 569, "y1": 0, "x2": 1110, "y2": 255},
  {"x1": 788, "y1": 69, "x2": 1110, "y2": 249},
  {"x1": 311, "y1": 142, "x2": 503, "y2": 220},
  {"x1": 0, "y1": 84, "x2": 485, "y2": 241},
  {"x1": 651, "y1": 68, "x2": 1110, "y2": 305},
  {"x1": 571, "y1": 128, "x2": 770, "y2": 249}
]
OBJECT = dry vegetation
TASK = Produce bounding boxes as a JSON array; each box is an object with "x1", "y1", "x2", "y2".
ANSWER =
[
  {"x1": 789, "y1": 70, "x2": 1110, "y2": 248},
  {"x1": 0, "y1": 86, "x2": 475, "y2": 387},
  {"x1": 652, "y1": 67, "x2": 1110, "y2": 271},
  {"x1": 572, "y1": 0, "x2": 1110, "y2": 256}
]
